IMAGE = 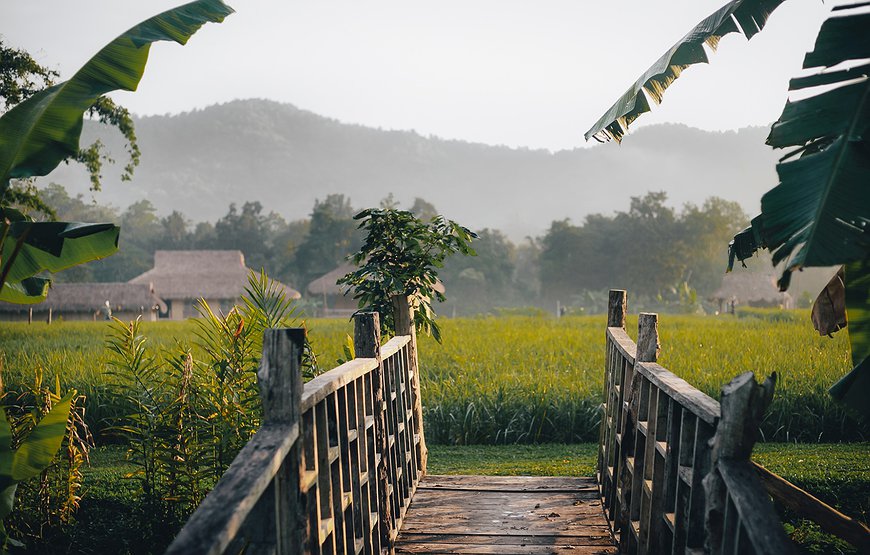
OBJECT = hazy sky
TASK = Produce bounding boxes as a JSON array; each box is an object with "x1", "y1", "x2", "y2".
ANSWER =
[{"x1": 4, "y1": 1, "x2": 830, "y2": 151}]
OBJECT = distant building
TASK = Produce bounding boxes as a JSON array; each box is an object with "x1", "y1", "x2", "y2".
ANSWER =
[
  {"x1": 710, "y1": 272, "x2": 793, "y2": 313},
  {"x1": 129, "y1": 250, "x2": 300, "y2": 320},
  {"x1": 306, "y1": 263, "x2": 445, "y2": 318},
  {"x1": 0, "y1": 282, "x2": 165, "y2": 322}
]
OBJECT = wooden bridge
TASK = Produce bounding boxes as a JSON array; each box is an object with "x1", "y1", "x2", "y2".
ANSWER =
[{"x1": 165, "y1": 291, "x2": 868, "y2": 555}]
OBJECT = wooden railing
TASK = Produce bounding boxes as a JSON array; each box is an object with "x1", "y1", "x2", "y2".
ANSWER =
[
  {"x1": 599, "y1": 289, "x2": 795, "y2": 555},
  {"x1": 166, "y1": 297, "x2": 427, "y2": 555}
]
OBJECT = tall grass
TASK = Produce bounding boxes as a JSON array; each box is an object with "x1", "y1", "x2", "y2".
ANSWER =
[{"x1": 1, "y1": 311, "x2": 864, "y2": 444}]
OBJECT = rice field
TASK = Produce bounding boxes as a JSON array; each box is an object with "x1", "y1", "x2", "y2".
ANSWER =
[{"x1": 1, "y1": 310, "x2": 865, "y2": 443}]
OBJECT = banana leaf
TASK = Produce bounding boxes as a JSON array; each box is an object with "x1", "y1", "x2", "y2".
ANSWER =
[
  {"x1": 0, "y1": 208, "x2": 119, "y2": 303},
  {"x1": 728, "y1": 7, "x2": 870, "y2": 282},
  {"x1": 10, "y1": 391, "x2": 74, "y2": 482},
  {"x1": 585, "y1": 0, "x2": 785, "y2": 142},
  {"x1": 0, "y1": 0, "x2": 234, "y2": 192}
]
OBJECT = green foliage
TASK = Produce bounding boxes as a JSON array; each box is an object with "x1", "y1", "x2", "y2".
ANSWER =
[
  {"x1": 339, "y1": 208, "x2": 476, "y2": 342},
  {"x1": 0, "y1": 39, "x2": 138, "y2": 194},
  {"x1": 539, "y1": 193, "x2": 746, "y2": 303},
  {"x1": 2, "y1": 313, "x2": 865, "y2": 444},
  {"x1": 0, "y1": 206, "x2": 120, "y2": 303},
  {"x1": 0, "y1": 0, "x2": 233, "y2": 303},
  {"x1": 0, "y1": 0, "x2": 233, "y2": 192},
  {"x1": 101, "y1": 270, "x2": 315, "y2": 537},
  {"x1": 0, "y1": 374, "x2": 75, "y2": 551},
  {"x1": 294, "y1": 194, "x2": 359, "y2": 285},
  {"x1": 3, "y1": 371, "x2": 92, "y2": 549},
  {"x1": 585, "y1": 0, "x2": 785, "y2": 142}
]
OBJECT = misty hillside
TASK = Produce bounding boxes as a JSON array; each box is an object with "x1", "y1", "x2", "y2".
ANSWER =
[{"x1": 44, "y1": 99, "x2": 780, "y2": 239}]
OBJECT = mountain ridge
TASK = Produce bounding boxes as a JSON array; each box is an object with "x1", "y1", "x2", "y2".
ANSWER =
[{"x1": 43, "y1": 99, "x2": 779, "y2": 239}]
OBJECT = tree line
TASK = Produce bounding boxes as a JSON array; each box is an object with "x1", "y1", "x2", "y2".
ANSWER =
[{"x1": 39, "y1": 183, "x2": 746, "y2": 315}]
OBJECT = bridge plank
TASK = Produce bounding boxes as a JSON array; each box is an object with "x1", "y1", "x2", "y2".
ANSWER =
[{"x1": 395, "y1": 475, "x2": 617, "y2": 554}]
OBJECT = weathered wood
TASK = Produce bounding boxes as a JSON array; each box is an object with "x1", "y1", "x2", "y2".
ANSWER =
[
  {"x1": 636, "y1": 363, "x2": 720, "y2": 425},
  {"x1": 395, "y1": 475, "x2": 617, "y2": 554},
  {"x1": 393, "y1": 294, "x2": 428, "y2": 477},
  {"x1": 636, "y1": 313, "x2": 659, "y2": 364},
  {"x1": 167, "y1": 327, "x2": 306, "y2": 555},
  {"x1": 419, "y1": 475, "x2": 598, "y2": 491},
  {"x1": 703, "y1": 372, "x2": 795, "y2": 555},
  {"x1": 259, "y1": 329, "x2": 305, "y2": 424},
  {"x1": 354, "y1": 312, "x2": 395, "y2": 550},
  {"x1": 607, "y1": 289, "x2": 627, "y2": 328},
  {"x1": 165, "y1": 423, "x2": 300, "y2": 555},
  {"x1": 718, "y1": 461, "x2": 797, "y2": 555},
  {"x1": 606, "y1": 327, "x2": 637, "y2": 365},
  {"x1": 752, "y1": 461, "x2": 870, "y2": 552},
  {"x1": 256, "y1": 329, "x2": 305, "y2": 554}
]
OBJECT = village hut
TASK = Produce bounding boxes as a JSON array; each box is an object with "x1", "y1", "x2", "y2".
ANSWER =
[
  {"x1": 0, "y1": 283, "x2": 165, "y2": 322},
  {"x1": 710, "y1": 272, "x2": 793, "y2": 313},
  {"x1": 307, "y1": 263, "x2": 446, "y2": 318},
  {"x1": 129, "y1": 250, "x2": 300, "y2": 320}
]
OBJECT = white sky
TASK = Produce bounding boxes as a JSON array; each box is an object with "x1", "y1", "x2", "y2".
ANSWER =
[{"x1": 3, "y1": 0, "x2": 830, "y2": 151}]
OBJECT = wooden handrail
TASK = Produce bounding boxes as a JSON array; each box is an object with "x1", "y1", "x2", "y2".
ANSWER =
[
  {"x1": 165, "y1": 423, "x2": 300, "y2": 555},
  {"x1": 599, "y1": 290, "x2": 797, "y2": 555},
  {"x1": 166, "y1": 300, "x2": 426, "y2": 554},
  {"x1": 717, "y1": 460, "x2": 796, "y2": 555},
  {"x1": 752, "y1": 462, "x2": 870, "y2": 552}
]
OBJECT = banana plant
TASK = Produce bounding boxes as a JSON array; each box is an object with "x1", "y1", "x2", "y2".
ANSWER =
[
  {"x1": 0, "y1": 390, "x2": 74, "y2": 551},
  {"x1": 586, "y1": 1, "x2": 870, "y2": 415},
  {"x1": 584, "y1": 0, "x2": 786, "y2": 143},
  {"x1": 0, "y1": 0, "x2": 234, "y2": 303}
]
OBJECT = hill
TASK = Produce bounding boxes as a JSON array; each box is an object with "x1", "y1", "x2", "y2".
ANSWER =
[{"x1": 43, "y1": 99, "x2": 779, "y2": 239}]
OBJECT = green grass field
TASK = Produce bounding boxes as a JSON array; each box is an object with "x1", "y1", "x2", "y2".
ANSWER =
[
  {"x1": 1, "y1": 312, "x2": 867, "y2": 554},
  {"x1": 0, "y1": 311, "x2": 866, "y2": 443}
]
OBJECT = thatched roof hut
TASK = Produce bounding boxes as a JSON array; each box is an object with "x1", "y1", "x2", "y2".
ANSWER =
[
  {"x1": 710, "y1": 272, "x2": 792, "y2": 309},
  {"x1": 306, "y1": 264, "x2": 446, "y2": 297},
  {"x1": 0, "y1": 283, "x2": 165, "y2": 321},
  {"x1": 129, "y1": 250, "x2": 300, "y2": 319}
]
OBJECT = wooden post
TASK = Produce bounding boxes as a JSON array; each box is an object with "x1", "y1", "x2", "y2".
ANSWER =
[
  {"x1": 47, "y1": 308, "x2": 52, "y2": 325},
  {"x1": 392, "y1": 294, "x2": 428, "y2": 475},
  {"x1": 703, "y1": 372, "x2": 795, "y2": 555},
  {"x1": 27, "y1": 308, "x2": 32, "y2": 324},
  {"x1": 636, "y1": 313, "x2": 660, "y2": 364},
  {"x1": 617, "y1": 312, "x2": 659, "y2": 552},
  {"x1": 354, "y1": 312, "x2": 394, "y2": 549},
  {"x1": 248, "y1": 328, "x2": 306, "y2": 554},
  {"x1": 607, "y1": 289, "x2": 626, "y2": 329}
]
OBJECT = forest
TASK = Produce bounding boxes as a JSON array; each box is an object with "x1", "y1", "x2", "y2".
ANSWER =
[{"x1": 38, "y1": 182, "x2": 760, "y2": 315}]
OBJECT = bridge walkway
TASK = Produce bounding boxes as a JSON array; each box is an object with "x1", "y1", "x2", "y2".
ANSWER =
[{"x1": 395, "y1": 475, "x2": 617, "y2": 555}]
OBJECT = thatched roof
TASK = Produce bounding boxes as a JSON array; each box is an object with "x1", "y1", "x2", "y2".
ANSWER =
[
  {"x1": 0, "y1": 283, "x2": 166, "y2": 313},
  {"x1": 307, "y1": 264, "x2": 357, "y2": 296},
  {"x1": 129, "y1": 250, "x2": 300, "y2": 300},
  {"x1": 306, "y1": 263, "x2": 446, "y2": 296},
  {"x1": 710, "y1": 272, "x2": 792, "y2": 304}
]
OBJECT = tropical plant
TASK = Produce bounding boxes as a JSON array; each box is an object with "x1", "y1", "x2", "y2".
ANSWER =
[
  {"x1": 106, "y1": 270, "x2": 317, "y2": 536},
  {"x1": 585, "y1": 0, "x2": 870, "y2": 416},
  {"x1": 0, "y1": 382, "x2": 74, "y2": 551},
  {"x1": 0, "y1": 0, "x2": 234, "y2": 304},
  {"x1": 3, "y1": 370, "x2": 92, "y2": 545},
  {"x1": 338, "y1": 208, "x2": 477, "y2": 342}
]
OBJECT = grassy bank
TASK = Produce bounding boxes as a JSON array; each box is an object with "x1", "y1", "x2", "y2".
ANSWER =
[
  {"x1": 1, "y1": 312, "x2": 865, "y2": 443},
  {"x1": 12, "y1": 442, "x2": 864, "y2": 554}
]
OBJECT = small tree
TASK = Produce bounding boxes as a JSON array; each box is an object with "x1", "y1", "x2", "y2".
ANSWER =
[{"x1": 338, "y1": 208, "x2": 476, "y2": 342}]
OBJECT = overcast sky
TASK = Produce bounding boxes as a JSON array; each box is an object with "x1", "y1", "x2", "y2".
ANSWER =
[{"x1": 4, "y1": 0, "x2": 830, "y2": 151}]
